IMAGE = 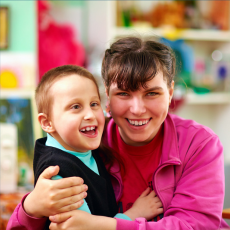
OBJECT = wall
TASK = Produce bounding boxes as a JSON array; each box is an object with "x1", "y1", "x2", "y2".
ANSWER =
[{"x1": 0, "y1": 0, "x2": 36, "y2": 52}]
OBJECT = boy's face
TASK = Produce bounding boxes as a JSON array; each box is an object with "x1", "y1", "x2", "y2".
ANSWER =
[{"x1": 49, "y1": 74, "x2": 105, "y2": 152}]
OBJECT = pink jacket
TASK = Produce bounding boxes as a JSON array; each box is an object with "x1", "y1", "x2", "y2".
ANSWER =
[
  {"x1": 7, "y1": 114, "x2": 229, "y2": 230},
  {"x1": 107, "y1": 114, "x2": 229, "y2": 230}
]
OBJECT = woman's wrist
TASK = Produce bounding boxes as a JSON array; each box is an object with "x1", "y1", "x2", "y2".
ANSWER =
[
  {"x1": 91, "y1": 215, "x2": 117, "y2": 230},
  {"x1": 23, "y1": 192, "x2": 43, "y2": 218},
  {"x1": 123, "y1": 209, "x2": 137, "y2": 221}
]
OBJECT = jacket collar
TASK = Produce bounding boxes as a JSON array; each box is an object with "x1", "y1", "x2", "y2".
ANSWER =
[
  {"x1": 108, "y1": 113, "x2": 182, "y2": 168},
  {"x1": 161, "y1": 113, "x2": 181, "y2": 165}
]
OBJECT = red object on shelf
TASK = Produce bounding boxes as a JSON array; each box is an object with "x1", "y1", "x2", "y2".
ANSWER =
[
  {"x1": 37, "y1": 1, "x2": 86, "y2": 81},
  {"x1": 210, "y1": 0, "x2": 229, "y2": 30}
]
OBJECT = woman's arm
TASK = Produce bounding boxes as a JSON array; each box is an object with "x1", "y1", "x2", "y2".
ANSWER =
[
  {"x1": 49, "y1": 135, "x2": 228, "y2": 230},
  {"x1": 7, "y1": 166, "x2": 88, "y2": 230},
  {"x1": 49, "y1": 210, "x2": 117, "y2": 230},
  {"x1": 24, "y1": 166, "x2": 87, "y2": 218},
  {"x1": 6, "y1": 194, "x2": 47, "y2": 230}
]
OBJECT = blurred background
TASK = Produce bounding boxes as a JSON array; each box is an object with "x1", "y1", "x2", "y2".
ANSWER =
[{"x1": 0, "y1": 0, "x2": 230, "y2": 227}]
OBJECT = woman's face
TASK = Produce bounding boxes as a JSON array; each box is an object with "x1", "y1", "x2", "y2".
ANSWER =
[{"x1": 107, "y1": 71, "x2": 174, "y2": 146}]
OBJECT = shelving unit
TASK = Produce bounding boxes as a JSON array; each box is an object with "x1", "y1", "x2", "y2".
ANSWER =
[
  {"x1": 112, "y1": 27, "x2": 230, "y2": 42},
  {"x1": 95, "y1": 1, "x2": 230, "y2": 162},
  {"x1": 0, "y1": 89, "x2": 35, "y2": 98},
  {"x1": 107, "y1": 1, "x2": 230, "y2": 105},
  {"x1": 185, "y1": 92, "x2": 230, "y2": 105}
]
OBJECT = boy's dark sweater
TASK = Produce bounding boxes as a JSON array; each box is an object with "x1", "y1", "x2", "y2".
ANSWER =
[{"x1": 33, "y1": 137, "x2": 118, "y2": 229}]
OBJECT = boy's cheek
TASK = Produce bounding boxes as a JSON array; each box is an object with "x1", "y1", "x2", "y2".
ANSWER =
[{"x1": 98, "y1": 110, "x2": 106, "y2": 127}]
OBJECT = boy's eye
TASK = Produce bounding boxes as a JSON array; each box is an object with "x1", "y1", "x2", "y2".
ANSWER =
[
  {"x1": 72, "y1": 104, "x2": 80, "y2": 109},
  {"x1": 91, "y1": 102, "x2": 99, "y2": 107}
]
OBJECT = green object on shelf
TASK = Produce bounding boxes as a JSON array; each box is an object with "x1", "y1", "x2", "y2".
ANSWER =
[
  {"x1": 178, "y1": 71, "x2": 192, "y2": 88},
  {"x1": 193, "y1": 87, "x2": 211, "y2": 94},
  {"x1": 122, "y1": 10, "x2": 131, "y2": 27}
]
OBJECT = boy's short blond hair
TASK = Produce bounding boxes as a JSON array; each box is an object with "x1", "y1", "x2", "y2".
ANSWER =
[{"x1": 35, "y1": 65, "x2": 100, "y2": 117}]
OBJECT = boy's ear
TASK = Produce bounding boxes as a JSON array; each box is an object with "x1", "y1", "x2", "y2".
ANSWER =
[{"x1": 38, "y1": 113, "x2": 55, "y2": 133}]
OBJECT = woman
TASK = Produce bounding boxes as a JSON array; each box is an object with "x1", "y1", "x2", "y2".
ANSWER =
[{"x1": 7, "y1": 36, "x2": 229, "y2": 230}]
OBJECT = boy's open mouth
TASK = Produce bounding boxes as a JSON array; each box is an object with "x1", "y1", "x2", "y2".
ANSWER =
[{"x1": 80, "y1": 126, "x2": 97, "y2": 136}]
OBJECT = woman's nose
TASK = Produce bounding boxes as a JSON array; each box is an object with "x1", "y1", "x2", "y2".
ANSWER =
[{"x1": 129, "y1": 98, "x2": 146, "y2": 116}]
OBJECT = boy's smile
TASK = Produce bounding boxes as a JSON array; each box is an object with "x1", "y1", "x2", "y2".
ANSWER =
[
  {"x1": 80, "y1": 125, "x2": 98, "y2": 137},
  {"x1": 47, "y1": 74, "x2": 105, "y2": 152}
]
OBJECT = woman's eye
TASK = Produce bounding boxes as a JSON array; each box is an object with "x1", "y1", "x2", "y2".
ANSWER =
[
  {"x1": 72, "y1": 105, "x2": 80, "y2": 109},
  {"x1": 118, "y1": 92, "x2": 128, "y2": 96},
  {"x1": 147, "y1": 92, "x2": 157, "y2": 96}
]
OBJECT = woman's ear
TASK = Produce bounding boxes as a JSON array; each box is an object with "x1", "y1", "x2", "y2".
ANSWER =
[
  {"x1": 169, "y1": 80, "x2": 174, "y2": 101},
  {"x1": 104, "y1": 83, "x2": 109, "y2": 99},
  {"x1": 38, "y1": 113, "x2": 55, "y2": 133}
]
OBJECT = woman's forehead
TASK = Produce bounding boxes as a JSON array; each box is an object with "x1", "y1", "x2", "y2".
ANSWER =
[{"x1": 109, "y1": 71, "x2": 166, "y2": 92}]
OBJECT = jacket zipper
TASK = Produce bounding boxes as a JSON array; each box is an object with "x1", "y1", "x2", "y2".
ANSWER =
[{"x1": 152, "y1": 161, "x2": 181, "y2": 211}]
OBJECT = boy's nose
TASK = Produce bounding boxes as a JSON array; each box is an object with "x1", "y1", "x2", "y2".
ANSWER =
[
  {"x1": 129, "y1": 98, "x2": 146, "y2": 116},
  {"x1": 84, "y1": 108, "x2": 96, "y2": 120}
]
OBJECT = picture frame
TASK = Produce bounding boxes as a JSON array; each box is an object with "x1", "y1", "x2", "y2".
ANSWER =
[
  {"x1": 0, "y1": 90, "x2": 42, "y2": 186},
  {"x1": 0, "y1": 6, "x2": 9, "y2": 50}
]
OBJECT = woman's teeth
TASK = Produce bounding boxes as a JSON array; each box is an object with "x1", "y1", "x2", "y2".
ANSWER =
[{"x1": 128, "y1": 119, "x2": 150, "y2": 126}]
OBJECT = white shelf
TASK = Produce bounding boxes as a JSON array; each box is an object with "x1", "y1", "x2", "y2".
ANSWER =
[
  {"x1": 185, "y1": 92, "x2": 230, "y2": 104},
  {"x1": 0, "y1": 89, "x2": 35, "y2": 99},
  {"x1": 113, "y1": 27, "x2": 230, "y2": 42}
]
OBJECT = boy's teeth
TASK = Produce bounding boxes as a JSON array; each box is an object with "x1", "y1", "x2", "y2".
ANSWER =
[
  {"x1": 128, "y1": 119, "x2": 150, "y2": 126},
  {"x1": 81, "y1": 126, "x2": 95, "y2": 132}
]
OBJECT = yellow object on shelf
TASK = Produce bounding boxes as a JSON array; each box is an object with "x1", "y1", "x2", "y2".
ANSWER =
[
  {"x1": 0, "y1": 70, "x2": 19, "y2": 88},
  {"x1": 161, "y1": 27, "x2": 184, "y2": 41}
]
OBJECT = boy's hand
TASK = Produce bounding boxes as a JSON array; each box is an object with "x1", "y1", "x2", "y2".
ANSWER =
[
  {"x1": 23, "y1": 166, "x2": 88, "y2": 218},
  {"x1": 124, "y1": 187, "x2": 163, "y2": 221}
]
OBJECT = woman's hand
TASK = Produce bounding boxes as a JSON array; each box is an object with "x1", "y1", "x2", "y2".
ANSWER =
[
  {"x1": 124, "y1": 187, "x2": 163, "y2": 221},
  {"x1": 23, "y1": 166, "x2": 88, "y2": 218},
  {"x1": 49, "y1": 210, "x2": 117, "y2": 230}
]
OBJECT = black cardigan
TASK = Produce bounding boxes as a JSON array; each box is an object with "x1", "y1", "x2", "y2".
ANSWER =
[{"x1": 33, "y1": 138, "x2": 118, "y2": 229}]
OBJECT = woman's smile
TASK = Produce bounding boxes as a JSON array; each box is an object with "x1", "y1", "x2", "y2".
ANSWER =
[
  {"x1": 108, "y1": 71, "x2": 174, "y2": 146},
  {"x1": 125, "y1": 118, "x2": 152, "y2": 130}
]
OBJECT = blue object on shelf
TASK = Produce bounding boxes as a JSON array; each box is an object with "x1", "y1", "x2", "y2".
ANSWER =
[
  {"x1": 218, "y1": 66, "x2": 227, "y2": 80},
  {"x1": 160, "y1": 38, "x2": 194, "y2": 73}
]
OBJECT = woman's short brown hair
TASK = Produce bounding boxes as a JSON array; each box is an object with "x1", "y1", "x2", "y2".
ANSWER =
[
  {"x1": 102, "y1": 36, "x2": 175, "y2": 92},
  {"x1": 35, "y1": 65, "x2": 100, "y2": 116}
]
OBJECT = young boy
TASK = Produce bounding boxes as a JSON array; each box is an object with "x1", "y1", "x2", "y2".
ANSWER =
[{"x1": 7, "y1": 65, "x2": 163, "y2": 230}]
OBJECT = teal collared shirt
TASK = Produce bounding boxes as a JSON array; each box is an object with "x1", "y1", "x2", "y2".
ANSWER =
[{"x1": 46, "y1": 134, "x2": 99, "y2": 175}]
